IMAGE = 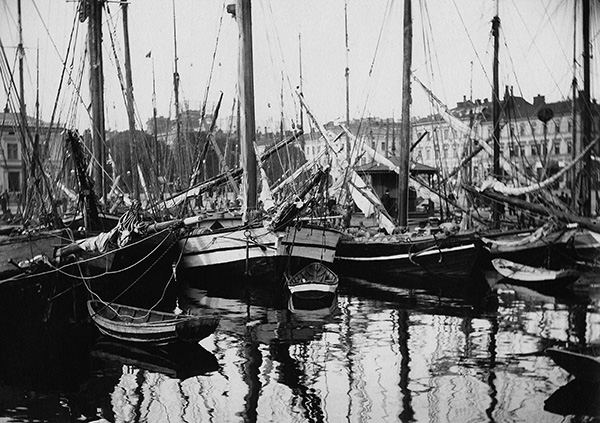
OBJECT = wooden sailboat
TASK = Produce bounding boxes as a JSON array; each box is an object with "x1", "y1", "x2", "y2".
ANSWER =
[
  {"x1": 455, "y1": 2, "x2": 599, "y2": 271},
  {"x1": 176, "y1": 0, "x2": 342, "y2": 284},
  {"x1": 0, "y1": 1, "x2": 76, "y2": 284},
  {"x1": 333, "y1": 0, "x2": 481, "y2": 283},
  {"x1": 46, "y1": 1, "x2": 184, "y2": 306}
]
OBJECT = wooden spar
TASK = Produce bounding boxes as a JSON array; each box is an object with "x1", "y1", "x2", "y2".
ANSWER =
[
  {"x1": 344, "y1": 0, "x2": 351, "y2": 163},
  {"x1": 464, "y1": 184, "x2": 600, "y2": 233},
  {"x1": 207, "y1": 95, "x2": 239, "y2": 196},
  {"x1": 237, "y1": 0, "x2": 258, "y2": 221},
  {"x1": 298, "y1": 32, "x2": 304, "y2": 130},
  {"x1": 172, "y1": 0, "x2": 183, "y2": 184},
  {"x1": 582, "y1": 0, "x2": 592, "y2": 216},
  {"x1": 398, "y1": 0, "x2": 412, "y2": 227},
  {"x1": 151, "y1": 56, "x2": 160, "y2": 182},
  {"x1": 121, "y1": 0, "x2": 139, "y2": 201},
  {"x1": 444, "y1": 140, "x2": 487, "y2": 182},
  {"x1": 491, "y1": 10, "x2": 501, "y2": 229},
  {"x1": 17, "y1": 0, "x2": 27, "y2": 205},
  {"x1": 88, "y1": 0, "x2": 107, "y2": 204}
]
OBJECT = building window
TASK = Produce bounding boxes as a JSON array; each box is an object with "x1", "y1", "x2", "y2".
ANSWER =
[
  {"x1": 554, "y1": 143, "x2": 560, "y2": 155},
  {"x1": 531, "y1": 145, "x2": 537, "y2": 156},
  {"x1": 555, "y1": 121, "x2": 560, "y2": 134},
  {"x1": 6, "y1": 143, "x2": 18, "y2": 160},
  {"x1": 520, "y1": 124, "x2": 526, "y2": 136},
  {"x1": 381, "y1": 142, "x2": 385, "y2": 151},
  {"x1": 567, "y1": 120, "x2": 572, "y2": 133},
  {"x1": 8, "y1": 171, "x2": 19, "y2": 191},
  {"x1": 567, "y1": 142, "x2": 572, "y2": 154}
]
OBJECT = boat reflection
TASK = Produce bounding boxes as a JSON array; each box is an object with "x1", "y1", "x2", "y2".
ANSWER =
[
  {"x1": 544, "y1": 379, "x2": 600, "y2": 417},
  {"x1": 3, "y1": 263, "x2": 600, "y2": 422},
  {"x1": 90, "y1": 338, "x2": 220, "y2": 380}
]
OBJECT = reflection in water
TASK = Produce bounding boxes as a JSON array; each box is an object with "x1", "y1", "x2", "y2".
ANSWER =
[
  {"x1": 398, "y1": 309, "x2": 414, "y2": 422},
  {"x1": 544, "y1": 379, "x2": 600, "y2": 417},
  {"x1": 0, "y1": 270, "x2": 599, "y2": 422}
]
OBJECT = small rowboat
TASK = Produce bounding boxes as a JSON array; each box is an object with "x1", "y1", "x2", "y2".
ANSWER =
[
  {"x1": 87, "y1": 300, "x2": 220, "y2": 345},
  {"x1": 491, "y1": 258, "x2": 580, "y2": 285},
  {"x1": 546, "y1": 348, "x2": 600, "y2": 382},
  {"x1": 286, "y1": 262, "x2": 339, "y2": 311}
]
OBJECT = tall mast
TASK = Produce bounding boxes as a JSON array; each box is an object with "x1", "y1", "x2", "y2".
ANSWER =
[
  {"x1": 17, "y1": 0, "x2": 27, "y2": 203},
  {"x1": 298, "y1": 32, "x2": 303, "y2": 130},
  {"x1": 280, "y1": 71, "x2": 284, "y2": 142},
  {"x1": 121, "y1": 0, "x2": 139, "y2": 200},
  {"x1": 152, "y1": 56, "x2": 160, "y2": 182},
  {"x1": 17, "y1": 0, "x2": 25, "y2": 117},
  {"x1": 344, "y1": 0, "x2": 351, "y2": 161},
  {"x1": 581, "y1": 0, "x2": 592, "y2": 216},
  {"x1": 88, "y1": 0, "x2": 106, "y2": 206},
  {"x1": 570, "y1": 0, "x2": 578, "y2": 209},
  {"x1": 172, "y1": 0, "x2": 183, "y2": 186},
  {"x1": 491, "y1": 5, "x2": 501, "y2": 229},
  {"x1": 236, "y1": 0, "x2": 258, "y2": 221},
  {"x1": 398, "y1": 0, "x2": 412, "y2": 227}
]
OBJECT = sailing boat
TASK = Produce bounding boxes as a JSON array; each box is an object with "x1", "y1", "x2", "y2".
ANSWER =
[
  {"x1": 0, "y1": 1, "x2": 77, "y2": 285},
  {"x1": 451, "y1": 2, "x2": 600, "y2": 271},
  {"x1": 47, "y1": 1, "x2": 185, "y2": 307},
  {"x1": 176, "y1": 0, "x2": 342, "y2": 285},
  {"x1": 333, "y1": 0, "x2": 481, "y2": 283}
]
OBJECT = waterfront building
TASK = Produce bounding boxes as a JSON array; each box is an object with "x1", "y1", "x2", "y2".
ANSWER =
[{"x1": 0, "y1": 108, "x2": 64, "y2": 209}]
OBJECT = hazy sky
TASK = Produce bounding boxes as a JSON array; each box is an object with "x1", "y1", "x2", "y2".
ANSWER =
[{"x1": 1, "y1": 0, "x2": 598, "y2": 132}]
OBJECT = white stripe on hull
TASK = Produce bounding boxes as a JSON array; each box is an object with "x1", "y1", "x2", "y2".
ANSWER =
[
  {"x1": 289, "y1": 283, "x2": 338, "y2": 294},
  {"x1": 336, "y1": 243, "x2": 475, "y2": 262}
]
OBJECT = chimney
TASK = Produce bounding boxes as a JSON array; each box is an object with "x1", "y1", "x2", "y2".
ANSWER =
[{"x1": 533, "y1": 95, "x2": 545, "y2": 107}]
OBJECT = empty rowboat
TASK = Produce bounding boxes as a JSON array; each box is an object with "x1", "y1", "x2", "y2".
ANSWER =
[{"x1": 87, "y1": 300, "x2": 220, "y2": 345}]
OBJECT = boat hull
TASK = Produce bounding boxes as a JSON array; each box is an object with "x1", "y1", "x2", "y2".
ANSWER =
[
  {"x1": 491, "y1": 258, "x2": 579, "y2": 288},
  {"x1": 87, "y1": 300, "x2": 219, "y2": 345},
  {"x1": 286, "y1": 262, "x2": 339, "y2": 311},
  {"x1": 480, "y1": 227, "x2": 579, "y2": 270},
  {"x1": 177, "y1": 223, "x2": 342, "y2": 284},
  {"x1": 334, "y1": 233, "x2": 481, "y2": 281},
  {"x1": 0, "y1": 229, "x2": 73, "y2": 283}
]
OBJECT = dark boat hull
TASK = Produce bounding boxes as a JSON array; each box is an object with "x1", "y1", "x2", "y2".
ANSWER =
[{"x1": 334, "y1": 233, "x2": 481, "y2": 282}]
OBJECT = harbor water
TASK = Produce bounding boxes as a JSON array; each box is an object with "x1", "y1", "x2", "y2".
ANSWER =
[{"x1": 0, "y1": 269, "x2": 599, "y2": 423}]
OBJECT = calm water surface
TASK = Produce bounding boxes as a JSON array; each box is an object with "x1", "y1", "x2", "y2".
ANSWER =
[{"x1": 0, "y1": 270, "x2": 599, "y2": 422}]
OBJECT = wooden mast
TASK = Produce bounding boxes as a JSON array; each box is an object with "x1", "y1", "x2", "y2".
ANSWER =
[
  {"x1": 17, "y1": 0, "x2": 27, "y2": 205},
  {"x1": 298, "y1": 32, "x2": 303, "y2": 130},
  {"x1": 121, "y1": 0, "x2": 139, "y2": 200},
  {"x1": 398, "y1": 0, "x2": 412, "y2": 227},
  {"x1": 491, "y1": 5, "x2": 501, "y2": 229},
  {"x1": 344, "y1": 0, "x2": 351, "y2": 162},
  {"x1": 88, "y1": 0, "x2": 106, "y2": 209},
  {"x1": 581, "y1": 0, "x2": 592, "y2": 216},
  {"x1": 236, "y1": 0, "x2": 258, "y2": 221},
  {"x1": 172, "y1": 0, "x2": 183, "y2": 187}
]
